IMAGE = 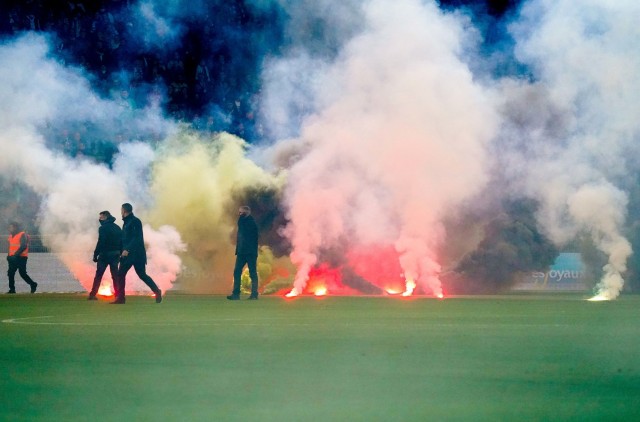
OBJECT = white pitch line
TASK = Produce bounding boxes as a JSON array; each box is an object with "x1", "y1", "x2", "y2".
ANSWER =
[
  {"x1": 1, "y1": 315, "x2": 310, "y2": 327},
  {"x1": 1, "y1": 315, "x2": 569, "y2": 328}
]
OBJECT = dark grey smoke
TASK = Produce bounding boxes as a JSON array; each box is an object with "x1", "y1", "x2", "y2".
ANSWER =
[{"x1": 449, "y1": 199, "x2": 558, "y2": 293}]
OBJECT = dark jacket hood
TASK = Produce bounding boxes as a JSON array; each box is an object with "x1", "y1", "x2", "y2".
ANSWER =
[{"x1": 100, "y1": 215, "x2": 117, "y2": 225}]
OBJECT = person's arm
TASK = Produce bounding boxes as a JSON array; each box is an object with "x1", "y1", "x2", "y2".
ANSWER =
[
  {"x1": 118, "y1": 228, "x2": 123, "y2": 253},
  {"x1": 94, "y1": 226, "x2": 104, "y2": 261},
  {"x1": 122, "y1": 219, "x2": 143, "y2": 254},
  {"x1": 250, "y1": 219, "x2": 259, "y2": 252},
  {"x1": 253, "y1": 221, "x2": 259, "y2": 244}
]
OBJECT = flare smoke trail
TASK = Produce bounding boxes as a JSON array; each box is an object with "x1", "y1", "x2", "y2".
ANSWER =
[
  {"x1": 500, "y1": 0, "x2": 640, "y2": 299},
  {"x1": 275, "y1": 0, "x2": 498, "y2": 296},
  {"x1": 0, "y1": 34, "x2": 185, "y2": 293}
]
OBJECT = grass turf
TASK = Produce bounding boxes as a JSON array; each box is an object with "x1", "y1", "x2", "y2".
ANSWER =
[{"x1": 1, "y1": 293, "x2": 639, "y2": 421}]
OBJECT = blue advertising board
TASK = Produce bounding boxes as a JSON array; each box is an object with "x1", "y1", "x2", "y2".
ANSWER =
[{"x1": 513, "y1": 252, "x2": 586, "y2": 291}]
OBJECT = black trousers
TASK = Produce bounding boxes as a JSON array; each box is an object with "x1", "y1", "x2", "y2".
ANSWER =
[
  {"x1": 90, "y1": 252, "x2": 120, "y2": 297},
  {"x1": 232, "y1": 254, "x2": 258, "y2": 296},
  {"x1": 116, "y1": 258, "x2": 159, "y2": 300},
  {"x1": 7, "y1": 256, "x2": 36, "y2": 292}
]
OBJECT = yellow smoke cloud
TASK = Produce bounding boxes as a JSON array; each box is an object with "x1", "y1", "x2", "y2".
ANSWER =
[
  {"x1": 147, "y1": 130, "x2": 286, "y2": 293},
  {"x1": 239, "y1": 245, "x2": 296, "y2": 294}
]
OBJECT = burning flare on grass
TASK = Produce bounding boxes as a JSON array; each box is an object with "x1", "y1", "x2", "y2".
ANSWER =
[
  {"x1": 588, "y1": 272, "x2": 622, "y2": 302},
  {"x1": 402, "y1": 279, "x2": 416, "y2": 297},
  {"x1": 314, "y1": 286, "x2": 328, "y2": 296},
  {"x1": 97, "y1": 283, "x2": 114, "y2": 297},
  {"x1": 285, "y1": 288, "x2": 300, "y2": 298}
]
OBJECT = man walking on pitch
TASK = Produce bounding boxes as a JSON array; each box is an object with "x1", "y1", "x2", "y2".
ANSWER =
[
  {"x1": 6, "y1": 222, "x2": 37, "y2": 294},
  {"x1": 88, "y1": 211, "x2": 122, "y2": 300},
  {"x1": 112, "y1": 203, "x2": 162, "y2": 304},
  {"x1": 227, "y1": 205, "x2": 259, "y2": 300}
]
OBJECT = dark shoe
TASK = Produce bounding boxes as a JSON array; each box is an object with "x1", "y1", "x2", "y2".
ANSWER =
[
  {"x1": 88, "y1": 295, "x2": 98, "y2": 301},
  {"x1": 155, "y1": 290, "x2": 162, "y2": 303},
  {"x1": 6, "y1": 290, "x2": 16, "y2": 294},
  {"x1": 226, "y1": 295, "x2": 240, "y2": 300},
  {"x1": 30, "y1": 282, "x2": 38, "y2": 294},
  {"x1": 110, "y1": 298, "x2": 125, "y2": 304},
  {"x1": 248, "y1": 295, "x2": 258, "y2": 300}
]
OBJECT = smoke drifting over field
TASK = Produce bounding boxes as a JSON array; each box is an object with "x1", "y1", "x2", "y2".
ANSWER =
[
  {"x1": 499, "y1": 0, "x2": 640, "y2": 298},
  {"x1": 0, "y1": 35, "x2": 184, "y2": 293},
  {"x1": 278, "y1": 0, "x2": 497, "y2": 296},
  {"x1": 1, "y1": 0, "x2": 639, "y2": 298}
]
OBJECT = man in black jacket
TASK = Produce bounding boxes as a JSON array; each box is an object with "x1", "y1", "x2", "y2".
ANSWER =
[
  {"x1": 227, "y1": 205, "x2": 259, "y2": 300},
  {"x1": 112, "y1": 203, "x2": 162, "y2": 304},
  {"x1": 88, "y1": 211, "x2": 122, "y2": 300}
]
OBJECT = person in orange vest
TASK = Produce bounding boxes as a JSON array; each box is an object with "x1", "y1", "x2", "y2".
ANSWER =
[{"x1": 6, "y1": 222, "x2": 38, "y2": 294}]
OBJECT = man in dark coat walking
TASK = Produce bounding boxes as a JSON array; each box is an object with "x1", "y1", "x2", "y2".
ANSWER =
[
  {"x1": 112, "y1": 203, "x2": 162, "y2": 304},
  {"x1": 88, "y1": 211, "x2": 122, "y2": 300},
  {"x1": 227, "y1": 205, "x2": 259, "y2": 300}
]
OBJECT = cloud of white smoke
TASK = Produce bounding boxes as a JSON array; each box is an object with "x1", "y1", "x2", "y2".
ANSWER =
[
  {"x1": 271, "y1": 0, "x2": 498, "y2": 295},
  {"x1": 0, "y1": 33, "x2": 185, "y2": 294},
  {"x1": 503, "y1": 0, "x2": 640, "y2": 299}
]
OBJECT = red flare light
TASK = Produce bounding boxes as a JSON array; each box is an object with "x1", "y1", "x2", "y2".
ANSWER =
[
  {"x1": 347, "y1": 245, "x2": 404, "y2": 293},
  {"x1": 314, "y1": 286, "x2": 328, "y2": 296},
  {"x1": 97, "y1": 284, "x2": 114, "y2": 297},
  {"x1": 284, "y1": 264, "x2": 359, "y2": 296}
]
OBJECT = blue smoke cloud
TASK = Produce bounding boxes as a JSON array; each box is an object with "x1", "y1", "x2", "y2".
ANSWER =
[{"x1": 0, "y1": 0, "x2": 522, "y2": 147}]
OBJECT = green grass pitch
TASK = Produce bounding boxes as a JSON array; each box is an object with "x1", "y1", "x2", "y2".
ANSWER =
[{"x1": 1, "y1": 293, "x2": 639, "y2": 421}]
